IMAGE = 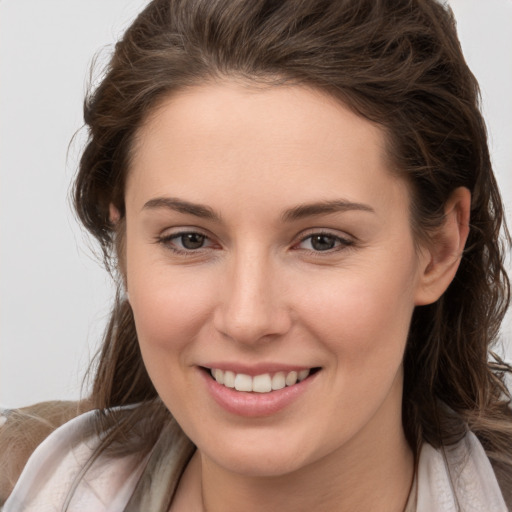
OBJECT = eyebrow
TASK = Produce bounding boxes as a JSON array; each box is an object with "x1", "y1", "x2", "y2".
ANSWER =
[
  {"x1": 142, "y1": 197, "x2": 221, "y2": 221},
  {"x1": 142, "y1": 197, "x2": 375, "y2": 222},
  {"x1": 282, "y1": 200, "x2": 375, "y2": 221}
]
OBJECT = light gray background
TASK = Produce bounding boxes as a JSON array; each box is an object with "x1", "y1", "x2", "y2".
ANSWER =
[{"x1": 1, "y1": 0, "x2": 511, "y2": 408}]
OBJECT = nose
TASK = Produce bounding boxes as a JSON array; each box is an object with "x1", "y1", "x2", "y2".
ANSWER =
[{"x1": 213, "y1": 247, "x2": 292, "y2": 346}]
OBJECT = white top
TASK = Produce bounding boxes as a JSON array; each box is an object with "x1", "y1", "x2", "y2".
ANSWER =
[{"x1": 3, "y1": 409, "x2": 508, "y2": 512}]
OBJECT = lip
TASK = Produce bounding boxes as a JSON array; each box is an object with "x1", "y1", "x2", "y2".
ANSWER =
[{"x1": 199, "y1": 366, "x2": 320, "y2": 417}]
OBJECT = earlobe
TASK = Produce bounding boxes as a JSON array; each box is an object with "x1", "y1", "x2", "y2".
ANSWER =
[
  {"x1": 109, "y1": 203, "x2": 121, "y2": 224},
  {"x1": 414, "y1": 187, "x2": 471, "y2": 306}
]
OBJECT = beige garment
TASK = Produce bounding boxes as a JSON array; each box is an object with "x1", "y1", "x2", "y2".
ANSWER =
[{"x1": 3, "y1": 408, "x2": 508, "y2": 512}]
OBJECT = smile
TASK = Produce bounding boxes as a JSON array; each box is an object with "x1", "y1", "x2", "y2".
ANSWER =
[
  {"x1": 201, "y1": 366, "x2": 321, "y2": 417},
  {"x1": 209, "y1": 368, "x2": 313, "y2": 393}
]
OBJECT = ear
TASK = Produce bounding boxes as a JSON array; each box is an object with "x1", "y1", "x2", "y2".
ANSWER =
[
  {"x1": 109, "y1": 203, "x2": 121, "y2": 224},
  {"x1": 414, "y1": 187, "x2": 471, "y2": 306},
  {"x1": 108, "y1": 203, "x2": 129, "y2": 298}
]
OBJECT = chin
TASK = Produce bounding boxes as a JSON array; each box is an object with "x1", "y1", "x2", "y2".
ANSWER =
[
  {"x1": 213, "y1": 452, "x2": 308, "y2": 478},
  {"x1": 196, "y1": 428, "x2": 327, "y2": 478}
]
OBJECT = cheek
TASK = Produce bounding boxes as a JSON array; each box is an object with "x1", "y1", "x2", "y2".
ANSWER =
[
  {"x1": 130, "y1": 271, "x2": 214, "y2": 348},
  {"x1": 297, "y1": 254, "x2": 418, "y2": 367},
  {"x1": 127, "y1": 265, "x2": 218, "y2": 409},
  {"x1": 125, "y1": 237, "x2": 216, "y2": 356}
]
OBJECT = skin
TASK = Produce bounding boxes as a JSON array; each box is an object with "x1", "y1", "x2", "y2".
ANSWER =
[{"x1": 122, "y1": 82, "x2": 470, "y2": 512}]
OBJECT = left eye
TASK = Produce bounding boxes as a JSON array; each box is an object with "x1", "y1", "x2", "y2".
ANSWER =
[{"x1": 297, "y1": 233, "x2": 350, "y2": 252}]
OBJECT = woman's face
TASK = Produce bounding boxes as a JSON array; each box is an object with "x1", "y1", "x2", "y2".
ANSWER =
[{"x1": 124, "y1": 82, "x2": 429, "y2": 477}]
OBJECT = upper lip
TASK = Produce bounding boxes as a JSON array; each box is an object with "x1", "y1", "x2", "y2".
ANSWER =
[{"x1": 200, "y1": 362, "x2": 317, "y2": 376}]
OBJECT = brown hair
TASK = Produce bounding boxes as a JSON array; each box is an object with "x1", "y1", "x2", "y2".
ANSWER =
[{"x1": 73, "y1": 0, "x2": 511, "y2": 507}]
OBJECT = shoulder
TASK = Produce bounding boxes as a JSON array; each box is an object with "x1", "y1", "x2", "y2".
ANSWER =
[
  {"x1": 0, "y1": 400, "x2": 91, "y2": 505},
  {"x1": 416, "y1": 431, "x2": 509, "y2": 512},
  {"x1": 2, "y1": 406, "x2": 149, "y2": 512}
]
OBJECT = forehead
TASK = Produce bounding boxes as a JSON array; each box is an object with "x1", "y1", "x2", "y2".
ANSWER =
[
  {"x1": 126, "y1": 81, "x2": 408, "y2": 218},
  {"x1": 132, "y1": 81, "x2": 388, "y2": 161}
]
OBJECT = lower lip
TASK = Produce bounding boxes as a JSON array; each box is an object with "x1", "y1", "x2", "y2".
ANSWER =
[{"x1": 200, "y1": 369, "x2": 319, "y2": 417}]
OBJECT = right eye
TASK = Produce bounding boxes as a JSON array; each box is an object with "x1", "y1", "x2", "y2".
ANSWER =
[{"x1": 158, "y1": 231, "x2": 215, "y2": 253}]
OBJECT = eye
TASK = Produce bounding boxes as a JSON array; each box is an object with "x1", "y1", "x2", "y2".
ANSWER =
[
  {"x1": 296, "y1": 232, "x2": 352, "y2": 252},
  {"x1": 176, "y1": 232, "x2": 207, "y2": 250},
  {"x1": 158, "y1": 231, "x2": 215, "y2": 253}
]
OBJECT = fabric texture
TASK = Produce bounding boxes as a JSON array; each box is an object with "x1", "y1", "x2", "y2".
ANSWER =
[{"x1": 3, "y1": 408, "x2": 508, "y2": 512}]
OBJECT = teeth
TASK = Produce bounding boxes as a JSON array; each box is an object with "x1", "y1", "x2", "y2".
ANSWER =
[
  {"x1": 285, "y1": 371, "x2": 298, "y2": 386},
  {"x1": 210, "y1": 368, "x2": 311, "y2": 393},
  {"x1": 223, "y1": 371, "x2": 235, "y2": 388},
  {"x1": 298, "y1": 369, "x2": 309, "y2": 381},
  {"x1": 253, "y1": 374, "x2": 272, "y2": 393},
  {"x1": 271, "y1": 372, "x2": 286, "y2": 390},
  {"x1": 234, "y1": 373, "x2": 252, "y2": 392},
  {"x1": 213, "y1": 369, "x2": 224, "y2": 385}
]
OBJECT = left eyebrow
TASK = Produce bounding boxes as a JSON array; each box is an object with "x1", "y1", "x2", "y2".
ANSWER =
[{"x1": 282, "y1": 200, "x2": 375, "y2": 222}]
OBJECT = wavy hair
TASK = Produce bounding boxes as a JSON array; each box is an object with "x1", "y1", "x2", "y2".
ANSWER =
[{"x1": 73, "y1": 0, "x2": 512, "y2": 508}]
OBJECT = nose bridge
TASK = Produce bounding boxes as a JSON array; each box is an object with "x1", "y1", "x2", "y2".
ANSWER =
[{"x1": 214, "y1": 243, "x2": 289, "y2": 344}]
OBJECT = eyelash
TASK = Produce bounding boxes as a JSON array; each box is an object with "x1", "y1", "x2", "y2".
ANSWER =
[
  {"x1": 294, "y1": 231, "x2": 354, "y2": 253},
  {"x1": 157, "y1": 230, "x2": 215, "y2": 256},
  {"x1": 156, "y1": 230, "x2": 354, "y2": 256}
]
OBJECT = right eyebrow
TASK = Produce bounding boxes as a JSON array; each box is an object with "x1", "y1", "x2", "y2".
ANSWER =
[{"x1": 142, "y1": 197, "x2": 221, "y2": 221}]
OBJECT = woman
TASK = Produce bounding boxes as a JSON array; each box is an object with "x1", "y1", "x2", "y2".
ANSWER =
[{"x1": 3, "y1": 0, "x2": 511, "y2": 510}]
